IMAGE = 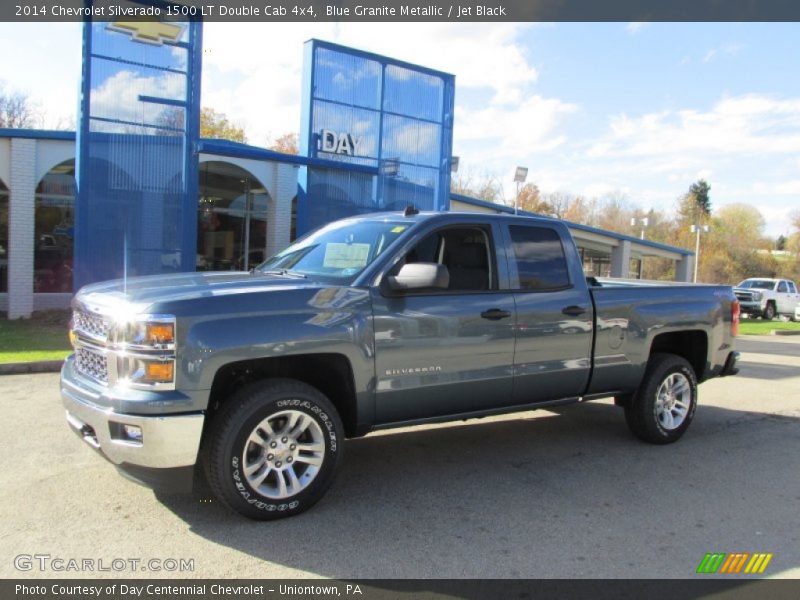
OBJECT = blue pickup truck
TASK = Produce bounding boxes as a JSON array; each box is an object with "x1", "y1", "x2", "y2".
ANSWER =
[{"x1": 62, "y1": 211, "x2": 740, "y2": 519}]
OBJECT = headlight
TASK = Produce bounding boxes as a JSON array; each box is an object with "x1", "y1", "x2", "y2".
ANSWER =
[
  {"x1": 115, "y1": 315, "x2": 175, "y2": 350},
  {"x1": 111, "y1": 315, "x2": 177, "y2": 390}
]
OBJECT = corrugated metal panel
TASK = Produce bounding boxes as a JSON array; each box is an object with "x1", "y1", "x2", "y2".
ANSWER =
[{"x1": 74, "y1": 18, "x2": 201, "y2": 289}]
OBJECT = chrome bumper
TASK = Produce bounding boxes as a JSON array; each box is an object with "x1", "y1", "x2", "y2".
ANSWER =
[
  {"x1": 62, "y1": 375, "x2": 204, "y2": 470},
  {"x1": 738, "y1": 301, "x2": 763, "y2": 313}
]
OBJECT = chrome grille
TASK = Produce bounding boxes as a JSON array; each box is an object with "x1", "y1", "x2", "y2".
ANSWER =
[
  {"x1": 74, "y1": 346, "x2": 108, "y2": 383},
  {"x1": 73, "y1": 310, "x2": 110, "y2": 341},
  {"x1": 735, "y1": 291, "x2": 754, "y2": 302}
]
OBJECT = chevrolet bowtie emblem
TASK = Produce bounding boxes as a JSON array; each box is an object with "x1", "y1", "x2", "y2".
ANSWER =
[{"x1": 107, "y1": 21, "x2": 185, "y2": 45}]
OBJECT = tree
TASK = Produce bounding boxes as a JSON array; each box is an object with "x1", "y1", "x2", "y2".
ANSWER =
[
  {"x1": 200, "y1": 107, "x2": 246, "y2": 142},
  {"x1": 0, "y1": 85, "x2": 37, "y2": 128},
  {"x1": 679, "y1": 179, "x2": 712, "y2": 224},
  {"x1": 450, "y1": 170, "x2": 506, "y2": 204},
  {"x1": 701, "y1": 203, "x2": 774, "y2": 283},
  {"x1": 515, "y1": 183, "x2": 553, "y2": 214},
  {"x1": 269, "y1": 132, "x2": 299, "y2": 155}
]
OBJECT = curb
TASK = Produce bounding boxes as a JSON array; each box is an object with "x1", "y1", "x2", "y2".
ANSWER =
[
  {"x1": 0, "y1": 360, "x2": 64, "y2": 375},
  {"x1": 772, "y1": 330, "x2": 800, "y2": 336}
]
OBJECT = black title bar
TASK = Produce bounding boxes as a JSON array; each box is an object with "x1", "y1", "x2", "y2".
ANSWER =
[{"x1": 4, "y1": 0, "x2": 800, "y2": 22}]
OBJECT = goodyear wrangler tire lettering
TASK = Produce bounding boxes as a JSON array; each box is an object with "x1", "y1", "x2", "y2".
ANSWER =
[{"x1": 204, "y1": 378, "x2": 345, "y2": 520}]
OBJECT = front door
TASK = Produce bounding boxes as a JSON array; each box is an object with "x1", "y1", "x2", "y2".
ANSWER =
[{"x1": 372, "y1": 224, "x2": 516, "y2": 424}]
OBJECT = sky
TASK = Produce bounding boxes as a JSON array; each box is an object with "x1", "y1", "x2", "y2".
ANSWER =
[{"x1": 1, "y1": 21, "x2": 799, "y2": 237}]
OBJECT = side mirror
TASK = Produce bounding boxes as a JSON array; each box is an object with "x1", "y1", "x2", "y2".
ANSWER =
[{"x1": 387, "y1": 262, "x2": 449, "y2": 292}]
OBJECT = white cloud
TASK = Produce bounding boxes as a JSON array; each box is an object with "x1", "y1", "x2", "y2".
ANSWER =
[
  {"x1": 703, "y1": 43, "x2": 742, "y2": 63},
  {"x1": 201, "y1": 23, "x2": 541, "y2": 144},
  {"x1": 587, "y1": 94, "x2": 800, "y2": 161},
  {"x1": 626, "y1": 22, "x2": 650, "y2": 35},
  {"x1": 452, "y1": 96, "x2": 578, "y2": 176}
]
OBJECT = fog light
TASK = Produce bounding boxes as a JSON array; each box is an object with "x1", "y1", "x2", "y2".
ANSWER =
[
  {"x1": 122, "y1": 424, "x2": 143, "y2": 442},
  {"x1": 143, "y1": 361, "x2": 174, "y2": 383}
]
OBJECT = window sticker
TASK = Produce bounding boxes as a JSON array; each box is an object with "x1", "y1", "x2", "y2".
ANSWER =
[
  {"x1": 391, "y1": 226, "x2": 407, "y2": 233},
  {"x1": 323, "y1": 243, "x2": 371, "y2": 269}
]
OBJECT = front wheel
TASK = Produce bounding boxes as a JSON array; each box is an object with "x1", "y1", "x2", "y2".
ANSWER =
[
  {"x1": 625, "y1": 353, "x2": 698, "y2": 444},
  {"x1": 204, "y1": 379, "x2": 344, "y2": 520},
  {"x1": 762, "y1": 302, "x2": 776, "y2": 320}
]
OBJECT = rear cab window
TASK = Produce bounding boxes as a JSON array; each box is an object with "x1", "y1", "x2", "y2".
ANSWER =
[{"x1": 507, "y1": 225, "x2": 571, "y2": 291}]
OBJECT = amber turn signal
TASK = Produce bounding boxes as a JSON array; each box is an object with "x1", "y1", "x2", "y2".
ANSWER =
[
  {"x1": 143, "y1": 361, "x2": 174, "y2": 383},
  {"x1": 146, "y1": 323, "x2": 174, "y2": 345}
]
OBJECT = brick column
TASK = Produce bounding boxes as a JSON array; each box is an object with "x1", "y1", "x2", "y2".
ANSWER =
[
  {"x1": 266, "y1": 164, "x2": 297, "y2": 258},
  {"x1": 8, "y1": 138, "x2": 36, "y2": 319}
]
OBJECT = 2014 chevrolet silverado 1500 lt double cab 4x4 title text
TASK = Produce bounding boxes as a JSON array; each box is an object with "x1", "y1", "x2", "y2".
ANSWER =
[{"x1": 61, "y1": 211, "x2": 740, "y2": 519}]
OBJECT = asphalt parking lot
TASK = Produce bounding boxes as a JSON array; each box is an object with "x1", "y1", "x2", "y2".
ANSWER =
[{"x1": 0, "y1": 335, "x2": 798, "y2": 579}]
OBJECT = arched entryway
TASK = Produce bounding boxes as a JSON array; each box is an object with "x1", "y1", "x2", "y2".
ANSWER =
[
  {"x1": 34, "y1": 159, "x2": 75, "y2": 292},
  {"x1": 198, "y1": 161, "x2": 272, "y2": 271}
]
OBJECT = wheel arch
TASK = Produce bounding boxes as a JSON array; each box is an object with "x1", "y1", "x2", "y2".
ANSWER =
[
  {"x1": 203, "y1": 354, "x2": 360, "y2": 441},
  {"x1": 648, "y1": 330, "x2": 708, "y2": 382}
]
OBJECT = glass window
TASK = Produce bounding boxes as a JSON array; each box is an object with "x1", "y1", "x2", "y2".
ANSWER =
[
  {"x1": 737, "y1": 279, "x2": 776, "y2": 290},
  {"x1": 0, "y1": 179, "x2": 8, "y2": 293},
  {"x1": 35, "y1": 161, "x2": 75, "y2": 292},
  {"x1": 789, "y1": 282, "x2": 797, "y2": 294},
  {"x1": 778, "y1": 281, "x2": 788, "y2": 293},
  {"x1": 396, "y1": 227, "x2": 492, "y2": 292},
  {"x1": 197, "y1": 162, "x2": 270, "y2": 272},
  {"x1": 259, "y1": 219, "x2": 410, "y2": 283},
  {"x1": 509, "y1": 226, "x2": 570, "y2": 291}
]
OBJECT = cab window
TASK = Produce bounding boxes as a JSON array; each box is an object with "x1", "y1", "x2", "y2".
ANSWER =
[{"x1": 394, "y1": 226, "x2": 494, "y2": 292}]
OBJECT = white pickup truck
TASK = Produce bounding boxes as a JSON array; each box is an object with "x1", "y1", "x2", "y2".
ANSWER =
[{"x1": 734, "y1": 278, "x2": 800, "y2": 320}]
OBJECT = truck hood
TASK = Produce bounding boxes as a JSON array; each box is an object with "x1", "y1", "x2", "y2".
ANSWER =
[{"x1": 75, "y1": 271, "x2": 319, "y2": 312}]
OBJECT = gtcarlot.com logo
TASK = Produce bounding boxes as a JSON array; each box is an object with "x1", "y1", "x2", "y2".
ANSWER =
[
  {"x1": 14, "y1": 554, "x2": 195, "y2": 573},
  {"x1": 696, "y1": 552, "x2": 773, "y2": 575}
]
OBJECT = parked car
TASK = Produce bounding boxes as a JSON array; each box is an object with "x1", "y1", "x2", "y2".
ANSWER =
[
  {"x1": 733, "y1": 278, "x2": 800, "y2": 320},
  {"x1": 61, "y1": 211, "x2": 740, "y2": 520}
]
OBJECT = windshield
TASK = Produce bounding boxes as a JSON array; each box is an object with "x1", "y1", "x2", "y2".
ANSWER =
[
  {"x1": 256, "y1": 219, "x2": 412, "y2": 282},
  {"x1": 738, "y1": 279, "x2": 775, "y2": 290}
]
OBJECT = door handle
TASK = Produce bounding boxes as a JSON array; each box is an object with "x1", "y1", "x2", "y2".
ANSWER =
[
  {"x1": 562, "y1": 305, "x2": 588, "y2": 317},
  {"x1": 481, "y1": 308, "x2": 511, "y2": 320}
]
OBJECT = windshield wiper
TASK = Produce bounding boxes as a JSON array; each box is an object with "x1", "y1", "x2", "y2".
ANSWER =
[{"x1": 260, "y1": 269, "x2": 308, "y2": 279}]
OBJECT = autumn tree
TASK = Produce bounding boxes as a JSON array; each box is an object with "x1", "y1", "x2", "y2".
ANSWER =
[
  {"x1": 200, "y1": 107, "x2": 246, "y2": 143},
  {"x1": 269, "y1": 132, "x2": 299, "y2": 155},
  {"x1": 0, "y1": 85, "x2": 37, "y2": 128},
  {"x1": 515, "y1": 183, "x2": 554, "y2": 214},
  {"x1": 679, "y1": 179, "x2": 712, "y2": 225},
  {"x1": 701, "y1": 203, "x2": 775, "y2": 283}
]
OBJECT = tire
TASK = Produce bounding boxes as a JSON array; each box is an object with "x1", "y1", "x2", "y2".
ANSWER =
[
  {"x1": 762, "y1": 302, "x2": 776, "y2": 320},
  {"x1": 204, "y1": 378, "x2": 344, "y2": 520},
  {"x1": 624, "y1": 353, "x2": 698, "y2": 444}
]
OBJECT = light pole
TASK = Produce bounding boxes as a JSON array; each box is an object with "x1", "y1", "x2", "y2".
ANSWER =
[
  {"x1": 630, "y1": 216, "x2": 649, "y2": 240},
  {"x1": 513, "y1": 166, "x2": 528, "y2": 214},
  {"x1": 690, "y1": 224, "x2": 710, "y2": 283}
]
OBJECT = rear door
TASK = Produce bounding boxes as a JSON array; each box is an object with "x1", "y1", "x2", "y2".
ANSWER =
[
  {"x1": 371, "y1": 221, "x2": 516, "y2": 424},
  {"x1": 776, "y1": 280, "x2": 792, "y2": 314},
  {"x1": 788, "y1": 281, "x2": 800, "y2": 314},
  {"x1": 503, "y1": 223, "x2": 594, "y2": 404}
]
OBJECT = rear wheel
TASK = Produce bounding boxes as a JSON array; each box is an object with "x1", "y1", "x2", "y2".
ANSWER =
[
  {"x1": 625, "y1": 353, "x2": 697, "y2": 444},
  {"x1": 204, "y1": 378, "x2": 344, "y2": 520}
]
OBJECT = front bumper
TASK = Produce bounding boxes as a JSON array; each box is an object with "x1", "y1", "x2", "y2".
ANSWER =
[
  {"x1": 738, "y1": 301, "x2": 764, "y2": 314},
  {"x1": 61, "y1": 360, "x2": 205, "y2": 492}
]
